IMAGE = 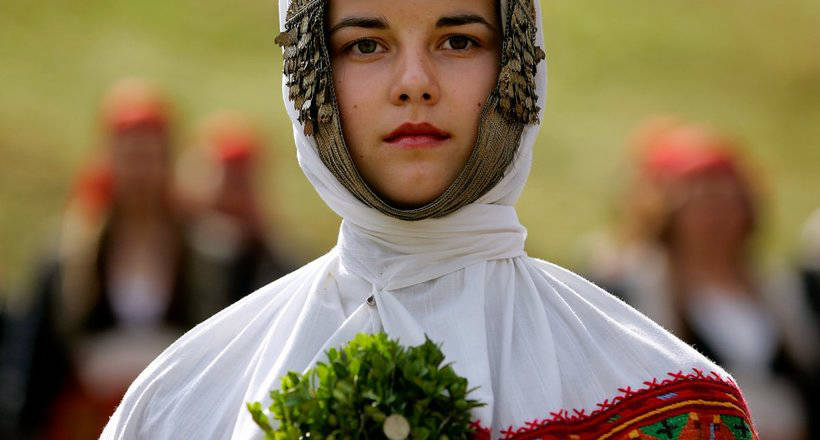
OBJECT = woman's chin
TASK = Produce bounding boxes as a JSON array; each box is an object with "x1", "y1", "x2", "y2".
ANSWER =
[
  {"x1": 367, "y1": 167, "x2": 460, "y2": 210},
  {"x1": 378, "y1": 185, "x2": 449, "y2": 210},
  {"x1": 382, "y1": 193, "x2": 439, "y2": 209}
]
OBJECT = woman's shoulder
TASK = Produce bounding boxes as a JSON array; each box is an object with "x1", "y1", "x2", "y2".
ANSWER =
[
  {"x1": 522, "y1": 256, "x2": 729, "y2": 376},
  {"x1": 100, "y1": 252, "x2": 338, "y2": 440},
  {"x1": 491, "y1": 257, "x2": 757, "y2": 439}
]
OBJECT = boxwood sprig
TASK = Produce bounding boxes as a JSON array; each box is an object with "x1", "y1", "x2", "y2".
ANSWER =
[{"x1": 247, "y1": 333, "x2": 484, "y2": 439}]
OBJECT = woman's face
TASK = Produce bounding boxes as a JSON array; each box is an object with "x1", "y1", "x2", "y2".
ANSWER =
[
  {"x1": 328, "y1": 0, "x2": 500, "y2": 207},
  {"x1": 111, "y1": 127, "x2": 170, "y2": 204},
  {"x1": 671, "y1": 173, "x2": 752, "y2": 257}
]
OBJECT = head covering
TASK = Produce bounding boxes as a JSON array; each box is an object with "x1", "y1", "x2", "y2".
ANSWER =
[
  {"x1": 277, "y1": 0, "x2": 543, "y2": 220},
  {"x1": 639, "y1": 124, "x2": 742, "y2": 183},
  {"x1": 101, "y1": 78, "x2": 170, "y2": 134},
  {"x1": 102, "y1": 2, "x2": 755, "y2": 439},
  {"x1": 198, "y1": 110, "x2": 261, "y2": 164}
]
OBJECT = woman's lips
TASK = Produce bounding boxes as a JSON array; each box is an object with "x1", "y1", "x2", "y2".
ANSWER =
[{"x1": 384, "y1": 122, "x2": 451, "y2": 148}]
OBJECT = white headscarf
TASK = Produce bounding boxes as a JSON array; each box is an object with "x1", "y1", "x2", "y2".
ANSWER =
[{"x1": 102, "y1": 2, "x2": 751, "y2": 439}]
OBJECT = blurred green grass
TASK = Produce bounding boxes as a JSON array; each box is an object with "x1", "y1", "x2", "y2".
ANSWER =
[{"x1": 1, "y1": 1, "x2": 819, "y2": 293}]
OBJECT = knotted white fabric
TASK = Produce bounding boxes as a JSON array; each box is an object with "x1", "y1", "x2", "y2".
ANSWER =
[{"x1": 101, "y1": 1, "x2": 730, "y2": 439}]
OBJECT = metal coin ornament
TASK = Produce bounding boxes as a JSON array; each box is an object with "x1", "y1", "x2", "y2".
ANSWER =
[
  {"x1": 496, "y1": 0, "x2": 546, "y2": 124},
  {"x1": 383, "y1": 414, "x2": 411, "y2": 440}
]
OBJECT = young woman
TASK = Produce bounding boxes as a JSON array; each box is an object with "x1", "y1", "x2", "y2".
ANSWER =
[{"x1": 102, "y1": 1, "x2": 757, "y2": 438}]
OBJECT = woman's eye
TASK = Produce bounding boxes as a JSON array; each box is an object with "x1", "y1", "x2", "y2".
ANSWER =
[
  {"x1": 442, "y1": 35, "x2": 475, "y2": 51},
  {"x1": 351, "y1": 39, "x2": 380, "y2": 55}
]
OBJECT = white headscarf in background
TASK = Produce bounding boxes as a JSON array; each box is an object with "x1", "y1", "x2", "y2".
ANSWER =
[{"x1": 102, "y1": 1, "x2": 756, "y2": 439}]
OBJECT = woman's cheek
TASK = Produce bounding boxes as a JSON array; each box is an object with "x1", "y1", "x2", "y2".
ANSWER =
[
  {"x1": 450, "y1": 61, "x2": 496, "y2": 103},
  {"x1": 337, "y1": 67, "x2": 379, "y2": 112}
]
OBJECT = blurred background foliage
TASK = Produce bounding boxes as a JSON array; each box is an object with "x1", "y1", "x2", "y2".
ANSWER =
[{"x1": 1, "y1": 0, "x2": 818, "y2": 293}]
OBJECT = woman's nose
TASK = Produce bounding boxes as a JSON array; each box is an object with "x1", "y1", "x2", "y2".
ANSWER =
[{"x1": 389, "y1": 48, "x2": 440, "y2": 106}]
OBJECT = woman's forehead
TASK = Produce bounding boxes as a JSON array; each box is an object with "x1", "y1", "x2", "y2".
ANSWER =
[{"x1": 327, "y1": 0, "x2": 499, "y2": 28}]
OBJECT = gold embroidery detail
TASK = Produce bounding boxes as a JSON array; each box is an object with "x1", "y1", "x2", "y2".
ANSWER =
[
  {"x1": 276, "y1": 0, "x2": 332, "y2": 136},
  {"x1": 496, "y1": 0, "x2": 546, "y2": 124}
]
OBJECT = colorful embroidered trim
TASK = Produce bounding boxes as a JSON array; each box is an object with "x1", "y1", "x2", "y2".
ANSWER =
[{"x1": 471, "y1": 369, "x2": 757, "y2": 440}]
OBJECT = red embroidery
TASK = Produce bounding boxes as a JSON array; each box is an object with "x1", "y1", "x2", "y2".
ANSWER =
[{"x1": 471, "y1": 370, "x2": 757, "y2": 440}]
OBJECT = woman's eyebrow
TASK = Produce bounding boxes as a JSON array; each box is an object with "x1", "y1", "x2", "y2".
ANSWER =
[
  {"x1": 329, "y1": 16, "x2": 388, "y2": 34},
  {"x1": 436, "y1": 14, "x2": 495, "y2": 30}
]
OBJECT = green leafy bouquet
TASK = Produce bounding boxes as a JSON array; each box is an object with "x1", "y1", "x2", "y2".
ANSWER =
[{"x1": 247, "y1": 333, "x2": 484, "y2": 439}]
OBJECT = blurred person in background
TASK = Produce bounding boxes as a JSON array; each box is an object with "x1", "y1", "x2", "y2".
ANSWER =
[
  {"x1": 0, "y1": 78, "x2": 237, "y2": 439},
  {"x1": 181, "y1": 111, "x2": 296, "y2": 317},
  {"x1": 0, "y1": 272, "x2": 12, "y2": 439},
  {"x1": 798, "y1": 209, "x2": 820, "y2": 325},
  {"x1": 586, "y1": 118, "x2": 819, "y2": 439},
  {"x1": 795, "y1": 208, "x2": 820, "y2": 426},
  {"x1": 0, "y1": 270, "x2": 5, "y2": 342}
]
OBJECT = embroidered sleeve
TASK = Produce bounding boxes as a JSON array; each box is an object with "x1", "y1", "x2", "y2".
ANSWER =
[{"x1": 472, "y1": 370, "x2": 758, "y2": 440}]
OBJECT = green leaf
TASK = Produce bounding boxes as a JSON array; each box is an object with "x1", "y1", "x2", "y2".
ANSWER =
[{"x1": 246, "y1": 333, "x2": 485, "y2": 439}]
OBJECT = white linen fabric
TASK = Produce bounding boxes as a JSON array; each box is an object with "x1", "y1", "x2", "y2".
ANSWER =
[{"x1": 101, "y1": 1, "x2": 730, "y2": 439}]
